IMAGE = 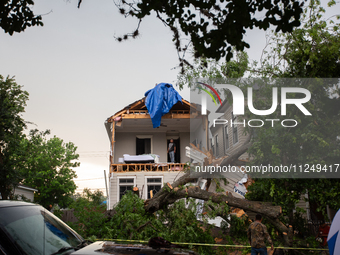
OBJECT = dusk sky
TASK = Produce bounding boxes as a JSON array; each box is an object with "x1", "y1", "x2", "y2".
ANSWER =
[{"x1": 0, "y1": 0, "x2": 295, "y2": 193}]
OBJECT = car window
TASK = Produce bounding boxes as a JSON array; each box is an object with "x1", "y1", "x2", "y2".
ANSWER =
[{"x1": 0, "y1": 205, "x2": 82, "y2": 255}]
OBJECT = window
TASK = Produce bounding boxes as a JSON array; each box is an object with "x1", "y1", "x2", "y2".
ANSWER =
[
  {"x1": 118, "y1": 177, "x2": 135, "y2": 201},
  {"x1": 136, "y1": 138, "x2": 151, "y2": 155},
  {"x1": 215, "y1": 135, "x2": 219, "y2": 157},
  {"x1": 224, "y1": 125, "x2": 229, "y2": 151},
  {"x1": 232, "y1": 112, "x2": 238, "y2": 144},
  {"x1": 145, "y1": 177, "x2": 163, "y2": 199}
]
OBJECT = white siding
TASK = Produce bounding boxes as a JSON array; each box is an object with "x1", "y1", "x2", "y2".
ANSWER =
[
  {"x1": 179, "y1": 132, "x2": 190, "y2": 163},
  {"x1": 295, "y1": 194, "x2": 309, "y2": 220},
  {"x1": 190, "y1": 117, "x2": 209, "y2": 151},
  {"x1": 207, "y1": 171, "x2": 245, "y2": 196},
  {"x1": 109, "y1": 171, "x2": 185, "y2": 209},
  {"x1": 14, "y1": 187, "x2": 35, "y2": 202},
  {"x1": 211, "y1": 105, "x2": 250, "y2": 161}
]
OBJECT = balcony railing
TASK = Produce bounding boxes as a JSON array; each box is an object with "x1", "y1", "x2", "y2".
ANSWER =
[{"x1": 110, "y1": 163, "x2": 186, "y2": 173}]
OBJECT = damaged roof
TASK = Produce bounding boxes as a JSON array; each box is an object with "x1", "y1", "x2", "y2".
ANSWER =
[{"x1": 106, "y1": 97, "x2": 193, "y2": 123}]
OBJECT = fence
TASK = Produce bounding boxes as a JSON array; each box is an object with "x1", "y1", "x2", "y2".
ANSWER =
[
  {"x1": 60, "y1": 208, "x2": 116, "y2": 224},
  {"x1": 61, "y1": 209, "x2": 78, "y2": 223},
  {"x1": 305, "y1": 222, "x2": 331, "y2": 236}
]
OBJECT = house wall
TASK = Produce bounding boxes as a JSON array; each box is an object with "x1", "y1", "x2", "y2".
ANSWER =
[
  {"x1": 108, "y1": 171, "x2": 185, "y2": 209},
  {"x1": 114, "y1": 132, "x2": 190, "y2": 163},
  {"x1": 210, "y1": 105, "x2": 313, "y2": 222},
  {"x1": 211, "y1": 106, "x2": 249, "y2": 160},
  {"x1": 208, "y1": 172, "x2": 244, "y2": 195},
  {"x1": 115, "y1": 132, "x2": 166, "y2": 162},
  {"x1": 14, "y1": 187, "x2": 35, "y2": 202},
  {"x1": 179, "y1": 132, "x2": 190, "y2": 163},
  {"x1": 191, "y1": 118, "x2": 208, "y2": 151},
  {"x1": 295, "y1": 193, "x2": 310, "y2": 220}
]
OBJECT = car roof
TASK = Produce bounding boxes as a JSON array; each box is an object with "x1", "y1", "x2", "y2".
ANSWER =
[{"x1": 0, "y1": 200, "x2": 38, "y2": 208}]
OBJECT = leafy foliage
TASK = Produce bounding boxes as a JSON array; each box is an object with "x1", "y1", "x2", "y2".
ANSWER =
[
  {"x1": 105, "y1": 190, "x2": 156, "y2": 240},
  {"x1": 0, "y1": 0, "x2": 43, "y2": 35},
  {"x1": 110, "y1": 0, "x2": 305, "y2": 66},
  {"x1": 0, "y1": 75, "x2": 29, "y2": 199},
  {"x1": 68, "y1": 191, "x2": 215, "y2": 254},
  {"x1": 1, "y1": 0, "x2": 305, "y2": 68},
  {"x1": 67, "y1": 188, "x2": 107, "y2": 238},
  {"x1": 20, "y1": 129, "x2": 79, "y2": 208},
  {"x1": 107, "y1": 192, "x2": 215, "y2": 254},
  {"x1": 245, "y1": 0, "x2": 340, "y2": 222},
  {"x1": 228, "y1": 215, "x2": 250, "y2": 242},
  {"x1": 0, "y1": 75, "x2": 80, "y2": 209},
  {"x1": 177, "y1": 51, "x2": 249, "y2": 89},
  {"x1": 175, "y1": 0, "x2": 340, "y2": 245},
  {"x1": 253, "y1": 0, "x2": 340, "y2": 78}
]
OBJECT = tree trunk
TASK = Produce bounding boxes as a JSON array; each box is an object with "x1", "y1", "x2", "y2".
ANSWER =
[
  {"x1": 145, "y1": 185, "x2": 282, "y2": 218},
  {"x1": 144, "y1": 138, "x2": 294, "y2": 247},
  {"x1": 0, "y1": 186, "x2": 10, "y2": 200}
]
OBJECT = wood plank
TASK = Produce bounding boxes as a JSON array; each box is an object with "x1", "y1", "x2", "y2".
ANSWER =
[
  {"x1": 162, "y1": 113, "x2": 191, "y2": 119},
  {"x1": 107, "y1": 109, "x2": 127, "y2": 122},
  {"x1": 110, "y1": 163, "x2": 186, "y2": 173},
  {"x1": 121, "y1": 114, "x2": 151, "y2": 119},
  {"x1": 111, "y1": 122, "x2": 115, "y2": 164},
  {"x1": 120, "y1": 113, "x2": 191, "y2": 119}
]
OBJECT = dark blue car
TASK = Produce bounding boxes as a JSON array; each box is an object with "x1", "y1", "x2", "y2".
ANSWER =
[{"x1": 0, "y1": 201, "x2": 197, "y2": 255}]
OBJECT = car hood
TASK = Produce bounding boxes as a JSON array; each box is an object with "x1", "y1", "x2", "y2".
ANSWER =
[
  {"x1": 72, "y1": 241, "x2": 197, "y2": 255},
  {"x1": 71, "y1": 241, "x2": 110, "y2": 255}
]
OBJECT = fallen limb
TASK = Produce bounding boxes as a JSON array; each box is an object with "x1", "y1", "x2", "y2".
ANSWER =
[
  {"x1": 145, "y1": 185, "x2": 282, "y2": 219},
  {"x1": 149, "y1": 137, "x2": 252, "y2": 208},
  {"x1": 143, "y1": 137, "x2": 294, "y2": 247}
]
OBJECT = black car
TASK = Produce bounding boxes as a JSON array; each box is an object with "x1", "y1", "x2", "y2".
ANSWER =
[{"x1": 0, "y1": 201, "x2": 197, "y2": 255}]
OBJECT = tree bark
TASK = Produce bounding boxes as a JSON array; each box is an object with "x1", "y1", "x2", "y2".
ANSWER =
[
  {"x1": 148, "y1": 136, "x2": 252, "y2": 209},
  {"x1": 145, "y1": 185, "x2": 282, "y2": 218},
  {"x1": 143, "y1": 137, "x2": 294, "y2": 247}
]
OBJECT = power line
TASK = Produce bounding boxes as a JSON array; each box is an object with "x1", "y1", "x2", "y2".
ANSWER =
[
  {"x1": 77, "y1": 151, "x2": 109, "y2": 153},
  {"x1": 77, "y1": 151, "x2": 110, "y2": 158},
  {"x1": 78, "y1": 155, "x2": 109, "y2": 158},
  {"x1": 74, "y1": 177, "x2": 104, "y2": 182},
  {"x1": 75, "y1": 188, "x2": 106, "y2": 191}
]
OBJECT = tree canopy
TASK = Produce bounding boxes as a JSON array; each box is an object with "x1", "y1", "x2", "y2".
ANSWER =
[
  {"x1": 20, "y1": 129, "x2": 79, "y2": 208},
  {"x1": 246, "y1": 0, "x2": 340, "y2": 222},
  {"x1": 0, "y1": 1, "x2": 43, "y2": 35},
  {"x1": 67, "y1": 191, "x2": 216, "y2": 255},
  {"x1": 110, "y1": 0, "x2": 305, "y2": 65},
  {"x1": 165, "y1": 0, "x2": 340, "y2": 247},
  {"x1": 1, "y1": 0, "x2": 306, "y2": 65},
  {"x1": 0, "y1": 75, "x2": 29, "y2": 199},
  {"x1": 0, "y1": 76, "x2": 79, "y2": 208},
  {"x1": 253, "y1": 0, "x2": 340, "y2": 78}
]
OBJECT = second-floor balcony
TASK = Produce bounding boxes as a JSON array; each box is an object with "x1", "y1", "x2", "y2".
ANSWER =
[{"x1": 110, "y1": 163, "x2": 186, "y2": 173}]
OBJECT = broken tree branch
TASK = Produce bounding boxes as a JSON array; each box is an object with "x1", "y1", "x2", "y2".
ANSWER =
[
  {"x1": 145, "y1": 186, "x2": 282, "y2": 219},
  {"x1": 149, "y1": 137, "x2": 252, "y2": 207}
]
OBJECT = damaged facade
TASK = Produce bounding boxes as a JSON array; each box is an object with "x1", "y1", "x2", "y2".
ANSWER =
[
  {"x1": 209, "y1": 98, "x2": 315, "y2": 221},
  {"x1": 104, "y1": 84, "x2": 209, "y2": 209}
]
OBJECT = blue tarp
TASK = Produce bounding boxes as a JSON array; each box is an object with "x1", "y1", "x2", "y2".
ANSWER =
[{"x1": 144, "y1": 83, "x2": 182, "y2": 128}]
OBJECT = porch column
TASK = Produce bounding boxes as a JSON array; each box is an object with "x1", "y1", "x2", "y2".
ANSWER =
[{"x1": 111, "y1": 121, "x2": 116, "y2": 165}]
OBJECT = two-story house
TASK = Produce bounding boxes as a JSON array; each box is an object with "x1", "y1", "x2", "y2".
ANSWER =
[{"x1": 104, "y1": 84, "x2": 209, "y2": 209}]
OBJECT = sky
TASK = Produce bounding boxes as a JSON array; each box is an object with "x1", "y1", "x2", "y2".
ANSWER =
[{"x1": 0, "y1": 0, "x2": 272, "y2": 194}]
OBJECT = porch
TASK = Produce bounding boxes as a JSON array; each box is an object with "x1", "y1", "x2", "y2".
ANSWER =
[{"x1": 110, "y1": 163, "x2": 187, "y2": 173}]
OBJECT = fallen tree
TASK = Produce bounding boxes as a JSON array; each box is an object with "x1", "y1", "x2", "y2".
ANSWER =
[{"x1": 144, "y1": 138, "x2": 294, "y2": 246}]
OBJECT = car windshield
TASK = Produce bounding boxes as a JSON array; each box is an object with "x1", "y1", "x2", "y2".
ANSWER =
[{"x1": 0, "y1": 205, "x2": 82, "y2": 255}]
